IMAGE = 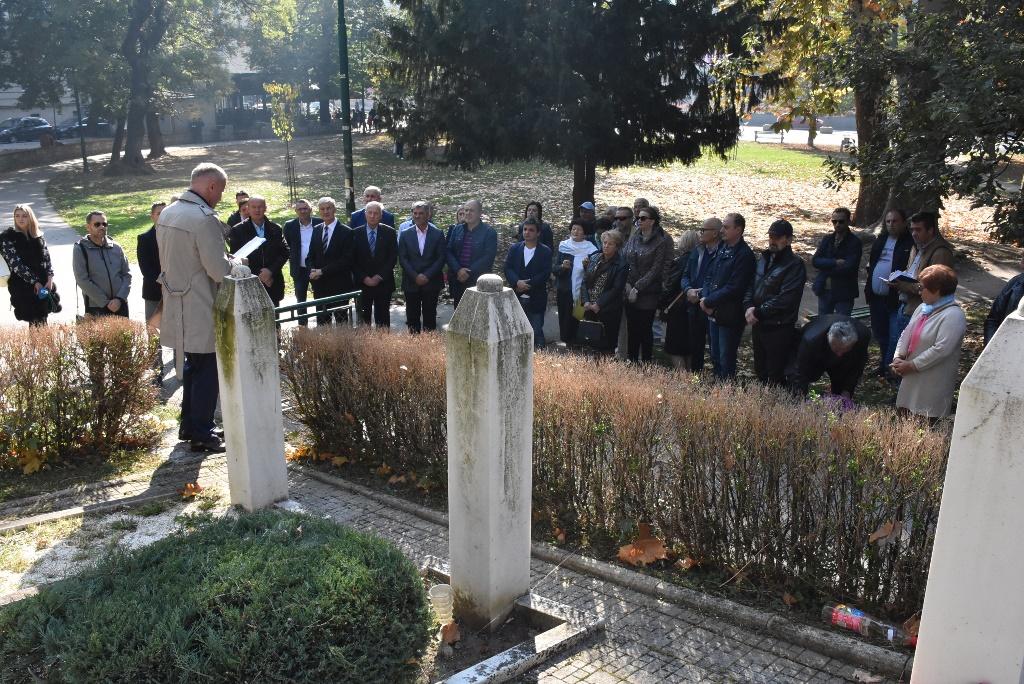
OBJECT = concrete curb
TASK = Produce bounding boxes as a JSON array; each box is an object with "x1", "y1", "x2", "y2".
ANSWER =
[
  {"x1": 292, "y1": 463, "x2": 914, "y2": 681},
  {"x1": 0, "y1": 491, "x2": 180, "y2": 535}
]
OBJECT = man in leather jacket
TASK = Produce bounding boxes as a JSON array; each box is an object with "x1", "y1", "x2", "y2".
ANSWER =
[{"x1": 744, "y1": 219, "x2": 807, "y2": 386}]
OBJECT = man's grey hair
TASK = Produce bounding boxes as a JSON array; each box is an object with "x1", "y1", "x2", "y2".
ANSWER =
[
  {"x1": 364, "y1": 201, "x2": 384, "y2": 213},
  {"x1": 317, "y1": 196, "x2": 337, "y2": 210},
  {"x1": 411, "y1": 201, "x2": 430, "y2": 213},
  {"x1": 247, "y1": 194, "x2": 267, "y2": 205},
  {"x1": 294, "y1": 198, "x2": 311, "y2": 209},
  {"x1": 362, "y1": 185, "x2": 381, "y2": 197},
  {"x1": 703, "y1": 216, "x2": 723, "y2": 231},
  {"x1": 190, "y1": 162, "x2": 227, "y2": 183},
  {"x1": 827, "y1": 321, "x2": 859, "y2": 349}
]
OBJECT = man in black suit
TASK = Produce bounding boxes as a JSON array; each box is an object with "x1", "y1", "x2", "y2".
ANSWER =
[
  {"x1": 398, "y1": 201, "x2": 446, "y2": 332},
  {"x1": 225, "y1": 190, "x2": 249, "y2": 229},
  {"x1": 282, "y1": 198, "x2": 323, "y2": 326},
  {"x1": 137, "y1": 200, "x2": 166, "y2": 384},
  {"x1": 227, "y1": 195, "x2": 289, "y2": 306},
  {"x1": 307, "y1": 196, "x2": 353, "y2": 325},
  {"x1": 351, "y1": 201, "x2": 397, "y2": 327}
]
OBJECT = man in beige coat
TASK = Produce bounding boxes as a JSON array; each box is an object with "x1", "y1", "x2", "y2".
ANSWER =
[{"x1": 157, "y1": 163, "x2": 234, "y2": 453}]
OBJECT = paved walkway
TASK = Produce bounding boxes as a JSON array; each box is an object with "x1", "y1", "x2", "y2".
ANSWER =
[{"x1": 0, "y1": 455, "x2": 897, "y2": 683}]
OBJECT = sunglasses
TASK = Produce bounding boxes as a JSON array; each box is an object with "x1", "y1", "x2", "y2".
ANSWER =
[{"x1": 91, "y1": 221, "x2": 108, "y2": 227}]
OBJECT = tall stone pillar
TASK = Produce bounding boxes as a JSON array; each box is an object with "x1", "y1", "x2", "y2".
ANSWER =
[
  {"x1": 912, "y1": 299, "x2": 1024, "y2": 682},
  {"x1": 214, "y1": 273, "x2": 289, "y2": 511},
  {"x1": 446, "y1": 273, "x2": 534, "y2": 631}
]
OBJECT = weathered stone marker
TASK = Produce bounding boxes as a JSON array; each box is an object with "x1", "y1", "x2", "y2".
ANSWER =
[
  {"x1": 446, "y1": 273, "x2": 534, "y2": 631},
  {"x1": 214, "y1": 272, "x2": 289, "y2": 511},
  {"x1": 912, "y1": 298, "x2": 1024, "y2": 682}
]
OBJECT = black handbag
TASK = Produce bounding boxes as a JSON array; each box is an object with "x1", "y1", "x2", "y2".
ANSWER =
[
  {"x1": 46, "y1": 287, "x2": 61, "y2": 313},
  {"x1": 575, "y1": 319, "x2": 604, "y2": 346}
]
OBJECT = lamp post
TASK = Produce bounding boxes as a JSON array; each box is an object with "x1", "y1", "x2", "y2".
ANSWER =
[
  {"x1": 337, "y1": 0, "x2": 357, "y2": 215},
  {"x1": 73, "y1": 82, "x2": 89, "y2": 173}
]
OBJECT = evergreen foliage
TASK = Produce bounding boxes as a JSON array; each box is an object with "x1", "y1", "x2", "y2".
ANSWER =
[
  {"x1": 0, "y1": 511, "x2": 432, "y2": 683},
  {"x1": 384, "y1": 0, "x2": 781, "y2": 205}
]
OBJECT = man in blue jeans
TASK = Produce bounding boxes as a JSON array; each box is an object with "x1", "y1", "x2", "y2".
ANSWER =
[
  {"x1": 700, "y1": 212, "x2": 755, "y2": 379},
  {"x1": 812, "y1": 207, "x2": 863, "y2": 316},
  {"x1": 504, "y1": 219, "x2": 552, "y2": 348}
]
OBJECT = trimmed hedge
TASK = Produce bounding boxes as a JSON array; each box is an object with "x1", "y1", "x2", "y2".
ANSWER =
[
  {"x1": 0, "y1": 318, "x2": 159, "y2": 474},
  {"x1": 0, "y1": 511, "x2": 432, "y2": 683},
  {"x1": 283, "y1": 327, "x2": 950, "y2": 617}
]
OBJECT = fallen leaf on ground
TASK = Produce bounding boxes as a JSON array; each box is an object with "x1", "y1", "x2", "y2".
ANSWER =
[
  {"x1": 331, "y1": 455, "x2": 349, "y2": 466},
  {"x1": 178, "y1": 482, "x2": 203, "y2": 498},
  {"x1": 343, "y1": 412, "x2": 356, "y2": 424},
  {"x1": 783, "y1": 592, "x2": 799, "y2": 606},
  {"x1": 388, "y1": 473, "x2": 407, "y2": 485},
  {"x1": 440, "y1": 621, "x2": 461, "y2": 645},
  {"x1": 869, "y1": 520, "x2": 902, "y2": 546},
  {"x1": 618, "y1": 524, "x2": 669, "y2": 567},
  {"x1": 554, "y1": 527, "x2": 566, "y2": 543},
  {"x1": 903, "y1": 613, "x2": 921, "y2": 636},
  {"x1": 375, "y1": 463, "x2": 393, "y2": 477},
  {"x1": 675, "y1": 557, "x2": 700, "y2": 571}
]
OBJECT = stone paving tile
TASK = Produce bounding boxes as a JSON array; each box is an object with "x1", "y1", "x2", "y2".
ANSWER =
[{"x1": 3, "y1": 465, "x2": 898, "y2": 684}]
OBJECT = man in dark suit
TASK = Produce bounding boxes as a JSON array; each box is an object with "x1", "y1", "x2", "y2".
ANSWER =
[
  {"x1": 137, "y1": 200, "x2": 166, "y2": 384},
  {"x1": 282, "y1": 198, "x2": 323, "y2": 326},
  {"x1": 350, "y1": 185, "x2": 396, "y2": 230},
  {"x1": 398, "y1": 201, "x2": 446, "y2": 333},
  {"x1": 307, "y1": 196, "x2": 353, "y2": 325},
  {"x1": 225, "y1": 190, "x2": 249, "y2": 235},
  {"x1": 504, "y1": 218, "x2": 553, "y2": 348},
  {"x1": 788, "y1": 314, "x2": 871, "y2": 399},
  {"x1": 812, "y1": 207, "x2": 863, "y2": 316},
  {"x1": 226, "y1": 195, "x2": 289, "y2": 306},
  {"x1": 446, "y1": 199, "x2": 498, "y2": 307},
  {"x1": 700, "y1": 212, "x2": 755, "y2": 380},
  {"x1": 350, "y1": 200, "x2": 397, "y2": 327}
]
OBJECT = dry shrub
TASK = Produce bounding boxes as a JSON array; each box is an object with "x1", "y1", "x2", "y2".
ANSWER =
[
  {"x1": 0, "y1": 318, "x2": 160, "y2": 473},
  {"x1": 283, "y1": 328, "x2": 949, "y2": 615}
]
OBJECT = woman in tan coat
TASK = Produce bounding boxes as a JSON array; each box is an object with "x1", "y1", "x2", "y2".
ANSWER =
[{"x1": 891, "y1": 265, "x2": 967, "y2": 420}]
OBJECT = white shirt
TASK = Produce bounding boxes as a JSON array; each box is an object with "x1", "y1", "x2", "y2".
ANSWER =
[
  {"x1": 416, "y1": 225, "x2": 429, "y2": 255},
  {"x1": 523, "y1": 245, "x2": 536, "y2": 266},
  {"x1": 299, "y1": 222, "x2": 315, "y2": 267}
]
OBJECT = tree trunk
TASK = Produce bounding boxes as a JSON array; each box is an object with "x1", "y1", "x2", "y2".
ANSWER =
[
  {"x1": 807, "y1": 112, "x2": 817, "y2": 148},
  {"x1": 318, "y1": 0, "x2": 334, "y2": 124},
  {"x1": 852, "y1": 82, "x2": 890, "y2": 227},
  {"x1": 145, "y1": 108, "x2": 167, "y2": 159},
  {"x1": 572, "y1": 155, "x2": 597, "y2": 215},
  {"x1": 110, "y1": 115, "x2": 127, "y2": 163}
]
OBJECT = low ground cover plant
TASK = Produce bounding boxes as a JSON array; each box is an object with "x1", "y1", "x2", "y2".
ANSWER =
[
  {"x1": 284, "y1": 327, "x2": 949, "y2": 618},
  {"x1": 0, "y1": 318, "x2": 159, "y2": 474},
  {"x1": 0, "y1": 510, "x2": 432, "y2": 683}
]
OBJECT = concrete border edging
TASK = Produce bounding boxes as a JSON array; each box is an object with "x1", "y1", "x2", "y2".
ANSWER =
[{"x1": 292, "y1": 463, "x2": 914, "y2": 681}]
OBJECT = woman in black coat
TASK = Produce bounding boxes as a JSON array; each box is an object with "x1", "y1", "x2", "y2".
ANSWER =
[
  {"x1": 662, "y1": 230, "x2": 701, "y2": 369},
  {"x1": 581, "y1": 229, "x2": 628, "y2": 355},
  {"x1": 0, "y1": 204, "x2": 55, "y2": 326}
]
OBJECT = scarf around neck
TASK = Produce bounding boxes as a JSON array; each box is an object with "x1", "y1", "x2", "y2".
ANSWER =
[{"x1": 559, "y1": 238, "x2": 598, "y2": 300}]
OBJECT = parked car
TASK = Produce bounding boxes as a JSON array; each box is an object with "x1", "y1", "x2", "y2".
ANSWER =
[
  {"x1": 56, "y1": 116, "x2": 114, "y2": 139},
  {"x1": 0, "y1": 117, "x2": 55, "y2": 143}
]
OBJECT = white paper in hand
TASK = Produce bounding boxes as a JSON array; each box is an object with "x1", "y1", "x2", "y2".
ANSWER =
[{"x1": 233, "y1": 236, "x2": 266, "y2": 261}]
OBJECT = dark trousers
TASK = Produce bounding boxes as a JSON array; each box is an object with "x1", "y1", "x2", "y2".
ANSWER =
[
  {"x1": 293, "y1": 269, "x2": 310, "y2": 326},
  {"x1": 451, "y1": 283, "x2": 467, "y2": 309},
  {"x1": 624, "y1": 304, "x2": 656, "y2": 362},
  {"x1": 817, "y1": 294, "x2": 854, "y2": 317},
  {"x1": 359, "y1": 286, "x2": 392, "y2": 327},
  {"x1": 752, "y1": 325, "x2": 796, "y2": 387},
  {"x1": 868, "y1": 298, "x2": 901, "y2": 374},
  {"x1": 181, "y1": 351, "x2": 218, "y2": 442},
  {"x1": 556, "y1": 289, "x2": 579, "y2": 344},
  {"x1": 85, "y1": 303, "x2": 130, "y2": 318},
  {"x1": 405, "y1": 289, "x2": 439, "y2": 332},
  {"x1": 687, "y1": 306, "x2": 709, "y2": 372},
  {"x1": 312, "y1": 283, "x2": 350, "y2": 326},
  {"x1": 708, "y1": 321, "x2": 744, "y2": 379}
]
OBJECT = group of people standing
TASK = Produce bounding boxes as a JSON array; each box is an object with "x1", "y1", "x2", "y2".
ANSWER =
[{"x1": 6, "y1": 164, "x2": 1024, "y2": 437}]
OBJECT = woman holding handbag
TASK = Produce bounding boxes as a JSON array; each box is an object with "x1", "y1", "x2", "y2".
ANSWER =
[
  {"x1": 581, "y1": 229, "x2": 628, "y2": 355},
  {"x1": 555, "y1": 218, "x2": 599, "y2": 346},
  {"x1": 0, "y1": 204, "x2": 57, "y2": 326}
]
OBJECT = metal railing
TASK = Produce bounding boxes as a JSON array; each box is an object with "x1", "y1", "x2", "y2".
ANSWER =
[{"x1": 274, "y1": 290, "x2": 361, "y2": 327}]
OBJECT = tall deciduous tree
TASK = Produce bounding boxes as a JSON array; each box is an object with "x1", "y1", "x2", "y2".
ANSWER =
[{"x1": 384, "y1": 0, "x2": 778, "y2": 208}]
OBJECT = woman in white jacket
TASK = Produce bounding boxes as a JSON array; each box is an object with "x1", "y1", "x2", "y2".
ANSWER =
[{"x1": 891, "y1": 264, "x2": 967, "y2": 420}]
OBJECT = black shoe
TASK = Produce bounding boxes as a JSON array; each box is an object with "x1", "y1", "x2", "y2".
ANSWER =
[
  {"x1": 191, "y1": 438, "x2": 226, "y2": 453},
  {"x1": 179, "y1": 427, "x2": 224, "y2": 442}
]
